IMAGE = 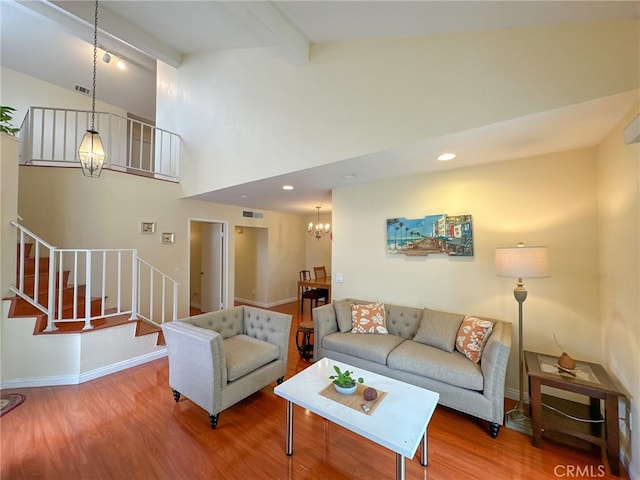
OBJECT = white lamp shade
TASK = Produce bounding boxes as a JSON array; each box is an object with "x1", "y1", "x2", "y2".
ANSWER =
[
  {"x1": 78, "y1": 130, "x2": 106, "y2": 177},
  {"x1": 495, "y1": 245, "x2": 549, "y2": 278}
]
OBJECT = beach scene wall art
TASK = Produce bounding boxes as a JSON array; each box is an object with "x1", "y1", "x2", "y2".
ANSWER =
[{"x1": 386, "y1": 214, "x2": 473, "y2": 257}]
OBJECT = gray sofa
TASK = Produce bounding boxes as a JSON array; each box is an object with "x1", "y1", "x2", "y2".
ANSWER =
[
  {"x1": 313, "y1": 299, "x2": 511, "y2": 437},
  {"x1": 162, "y1": 305, "x2": 292, "y2": 428}
]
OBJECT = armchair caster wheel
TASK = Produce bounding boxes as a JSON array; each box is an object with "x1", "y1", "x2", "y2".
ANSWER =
[
  {"x1": 277, "y1": 376, "x2": 285, "y2": 385},
  {"x1": 172, "y1": 389, "x2": 181, "y2": 402},
  {"x1": 209, "y1": 414, "x2": 219, "y2": 429},
  {"x1": 489, "y1": 422, "x2": 500, "y2": 438}
]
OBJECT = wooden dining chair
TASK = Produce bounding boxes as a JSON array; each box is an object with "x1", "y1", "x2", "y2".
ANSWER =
[
  {"x1": 300, "y1": 270, "x2": 327, "y2": 313},
  {"x1": 313, "y1": 266, "x2": 327, "y2": 280},
  {"x1": 312, "y1": 266, "x2": 330, "y2": 302}
]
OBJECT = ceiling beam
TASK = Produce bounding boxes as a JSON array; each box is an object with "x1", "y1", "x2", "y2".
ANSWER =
[
  {"x1": 20, "y1": 0, "x2": 183, "y2": 68},
  {"x1": 224, "y1": 1, "x2": 309, "y2": 66}
]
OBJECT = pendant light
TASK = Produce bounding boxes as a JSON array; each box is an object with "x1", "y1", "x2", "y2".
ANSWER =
[{"x1": 78, "y1": 0, "x2": 106, "y2": 177}]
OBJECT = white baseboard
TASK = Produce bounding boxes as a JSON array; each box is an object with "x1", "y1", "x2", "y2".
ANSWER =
[
  {"x1": 504, "y1": 386, "x2": 528, "y2": 403},
  {"x1": 79, "y1": 348, "x2": 167, "y2": 383},
  {"x1": 1, "y1": 348, "x2": 167, "y2": 389},
  {"x1": 233, "y1": 296, "x2": 299, "y2": 308}
]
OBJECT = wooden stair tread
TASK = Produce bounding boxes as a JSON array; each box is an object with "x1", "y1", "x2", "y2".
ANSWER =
[{"x1": 11, "y1": 242, "x2": 166, "y2": 346}]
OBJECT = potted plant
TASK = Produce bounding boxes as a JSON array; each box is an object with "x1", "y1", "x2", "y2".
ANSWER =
[
  {"x1": 1, "y1": 106, "x2": 19, "y2": 136},
  {"x1": 329, "y1": 365, "x2": 364, "y2": 394}
]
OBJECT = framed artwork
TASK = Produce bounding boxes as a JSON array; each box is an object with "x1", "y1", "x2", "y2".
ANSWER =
[
  {"x1": 162, "y1": 232, "x2": 175, "y2": 244},
  {"x1": 386, "y1": 214, "x2": 473, "y2": 256},
  {"x1": 141, "y1": 222, "x2": 155, "y2": 234}
]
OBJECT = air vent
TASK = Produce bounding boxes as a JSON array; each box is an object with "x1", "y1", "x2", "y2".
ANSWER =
[
  {"x1": 242, "y1": 210, "x2": 264, "y2": 219},
  {"x1": 74, "y1": 84, "x2": 91, "y2": 95}
]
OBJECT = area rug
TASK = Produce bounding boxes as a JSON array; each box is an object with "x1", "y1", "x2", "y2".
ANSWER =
[{"x1": 1, "y1": 393, "x2": 26, "y2": 416}]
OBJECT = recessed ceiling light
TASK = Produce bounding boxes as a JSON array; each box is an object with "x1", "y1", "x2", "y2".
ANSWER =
[
  {"x1": 240, "y1": 194, "x2": 249, "y2": 199},
  {"x1": 282, "y1": 185, "x2": 294, "y2": 190},
  {"x1": 343, "y1": 174, "x2": 357, "y2": 180},
  {"x1": 436, "y1": 152, "x2": 456, "y2": 161}
]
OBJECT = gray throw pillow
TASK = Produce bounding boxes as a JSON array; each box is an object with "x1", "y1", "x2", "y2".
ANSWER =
[
  {"x1": 334, "y1": 299, "x2": 354, "y2": 333},
  {"x1": 413, "y1": 308, "x2": 464, "y2": 352}
]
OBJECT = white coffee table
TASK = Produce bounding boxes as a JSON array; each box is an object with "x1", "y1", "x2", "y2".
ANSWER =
[{"x1": 274, "y1": 358, "x2": 439, "y2": 480}]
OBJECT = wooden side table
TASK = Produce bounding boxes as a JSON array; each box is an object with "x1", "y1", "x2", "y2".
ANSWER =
[
  {"x1": 524, "y1": 351, "x2": 625, "y2": 476},
  {"x1": 295, "y1": 321, "x2": 314, "y2": 361}
]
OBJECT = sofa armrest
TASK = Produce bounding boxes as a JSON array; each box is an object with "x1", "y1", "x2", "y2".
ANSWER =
[
  {"x1": 313, "y1": 303, "x2": 339, "y2": 360},
  {"x1": 243, "y1": 306, "x2": 292, "y2": 364},
  {"x1": 162, "y1": 321, "x2": 226, "y2": 414},
  {"x1": 480, "y1": 321, "x2": 512, "y2": 418}
]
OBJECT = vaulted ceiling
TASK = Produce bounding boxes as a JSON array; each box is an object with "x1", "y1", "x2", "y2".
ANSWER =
[{"x1": 2, "y1": 1, "x2": 639, "y2": 214}]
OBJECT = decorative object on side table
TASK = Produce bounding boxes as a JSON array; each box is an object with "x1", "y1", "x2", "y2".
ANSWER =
[
  {"x1": 330, "y1": 365, "x2": 363, "y2": 395},
  {"x1": 553, "y1": 333, "x2": 576, "y2": 375},
  {"x1": 495, "y1": 242, "x2": 549, "y2": 435}
]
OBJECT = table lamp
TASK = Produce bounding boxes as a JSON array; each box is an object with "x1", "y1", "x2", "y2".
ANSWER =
[{"x1": 495, "y1": 242, "x2": 549, "y2": 434}]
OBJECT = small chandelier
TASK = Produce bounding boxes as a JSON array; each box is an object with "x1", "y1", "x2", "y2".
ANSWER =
[
  {"x1": 78, "y1": 0, "x2": 106, "y2": 178},
  {"x1": 308, "y1": 206, "x2": 331, "y2": 240}
]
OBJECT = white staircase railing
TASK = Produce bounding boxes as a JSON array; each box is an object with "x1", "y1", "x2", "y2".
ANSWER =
[
  {"x1": 10, "y1": 221, "x2": 179, "y2": 331},
  {"x1": 19, "y1": 106, "x2": 180, "y2": 182}
]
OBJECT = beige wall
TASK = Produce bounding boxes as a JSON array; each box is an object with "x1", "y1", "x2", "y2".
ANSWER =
[
  {"x1": 160, "y1": 20, "x2": 639, "y2": 198},
  {"x1": 597, "y1": 103, "x2": 639, "y2": 479},
  {"x1": 234, "y1": 226, "x2": 261, "y2": 304},
  {"x1": 1, "y1": 134, "x2": 19, "y2": 298},
  {"x1": 16, "y1": 166, "x2": 306, "y2": 317},
  {"x1": 332, "y1": 147, "x2": 601, "y2": 396},
  {"x1": 1, "y1": 67, "x2": 127, "y2": 126},
  {"x1": 189, "y1": 221, "x2": 202, "y2": 308}
]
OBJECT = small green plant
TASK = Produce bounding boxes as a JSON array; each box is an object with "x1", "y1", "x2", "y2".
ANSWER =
[
  {"x1": 1, "y1": 106, "x2": 19, "y2": 136},
  {"x1": 329, "y1": 365, "x2": 364, "y2": 388}
]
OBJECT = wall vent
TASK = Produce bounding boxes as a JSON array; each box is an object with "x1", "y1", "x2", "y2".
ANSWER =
[
  {"x1": 242, "y1": 210, "x2": 264, "y2": 219},
  {"x1": 74, "y1": 84, "x2": 91, "y2": 95}
]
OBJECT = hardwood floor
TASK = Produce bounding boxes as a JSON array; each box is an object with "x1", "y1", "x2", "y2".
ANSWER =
[{"x1": 1, "y1": 301, "x2": 627, "y2": 479}]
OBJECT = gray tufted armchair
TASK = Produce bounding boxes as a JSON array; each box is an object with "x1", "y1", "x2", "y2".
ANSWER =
[{"x1": 162, "y1": 306, "x2": 292, "y2": 428}]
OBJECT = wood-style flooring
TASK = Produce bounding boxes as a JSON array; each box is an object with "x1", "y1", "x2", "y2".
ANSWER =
[{"x1": 0, "y1": 301, "x2": 628, "y2": 479}]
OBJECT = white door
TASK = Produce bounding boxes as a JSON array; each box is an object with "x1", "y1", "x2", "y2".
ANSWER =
[{"x1": 201, "y1": 222, "x2": 224, "y2": 312}]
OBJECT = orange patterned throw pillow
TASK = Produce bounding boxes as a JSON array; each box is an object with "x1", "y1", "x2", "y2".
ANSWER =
[
  {"x1": 351, "y1": 303, "x2": 388, "y2": 334},
  {"x1": 455, "y1": 315, "x2": 494, "y2": 363}
]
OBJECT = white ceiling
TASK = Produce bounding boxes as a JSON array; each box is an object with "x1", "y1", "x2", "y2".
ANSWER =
[{"x1": 2, "y1": 1, "x2": 639, "y2": 215}]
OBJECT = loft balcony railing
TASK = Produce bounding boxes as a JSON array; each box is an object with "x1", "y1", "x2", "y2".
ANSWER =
[
  {"x1": 11, "y1": 221, "x2": 179, "y2": 331},
  {"x1": 19, "y1": 106, "x2": 180, "y2": 182}
]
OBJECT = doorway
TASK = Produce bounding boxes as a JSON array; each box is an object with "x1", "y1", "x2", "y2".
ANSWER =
[
  {"x1": 189, "y1": 219, "x2": 228, "y2": 313},
  {"x1": 234, "y1": 226, "x2": 268, "y2": 306}
]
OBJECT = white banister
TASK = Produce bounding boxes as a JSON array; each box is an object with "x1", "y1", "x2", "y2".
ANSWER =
[
  {"x1": 19, "y1": 106, "x2": 181, "y2": 182},
  {"x1": 84, "y1": 250, "x2": 92, "y2": 330},
  {"x1": 130, "y1": 250, "x2": 138, "y2": 321},
  {"x1": 9, "y1": 221, "x2": 179, "y2": 330}
]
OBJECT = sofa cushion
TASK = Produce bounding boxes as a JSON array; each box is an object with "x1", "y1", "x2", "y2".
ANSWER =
[
  {"x1": 351, "y1": 303, "x2": 388, "y2": 334},
  {"x1": 388, "y1": 340, "x2": 484, "y2": 391},
  {"x1": 187, "y1": 306, "x2": 244, "y2": 339},
  {"x1": 335, "y1": 299, "x2": 355, "y2": 333},
  {"x1": 334, "y1": 298, "x2": 376, "y2": 333},
  {"x1": 384, "y1": 304, "x2": 423, "y2": 339},
  {"x1": 223, "y1": 334, "x2": 280, "y2": 382},
  {"x1": 412, "y1": 308, "x2": 464, "y2": 353},
  {"x1": 321, "y1": 332, "x2": 404, "y2": 365},
  {"x1": 456, "y1": 316, "x2": 494, "y2": 364}
]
